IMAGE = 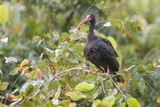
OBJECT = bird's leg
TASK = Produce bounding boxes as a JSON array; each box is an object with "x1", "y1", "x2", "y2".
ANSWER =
[
  {"x1": 104, "y1": 66, "x2": 110, "y2": 79},
  {"x1": 96, "y1": 66, "x2": 104, "y2": 72}
]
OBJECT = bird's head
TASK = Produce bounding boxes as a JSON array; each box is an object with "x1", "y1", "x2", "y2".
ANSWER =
[{"x1": 77, "y1": 14, "x2": 95, "y2": 30}]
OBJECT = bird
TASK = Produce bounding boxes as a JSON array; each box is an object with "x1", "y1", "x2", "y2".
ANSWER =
[{"x1": 77, "y1": 14, "x2": 119, "y2": 76}]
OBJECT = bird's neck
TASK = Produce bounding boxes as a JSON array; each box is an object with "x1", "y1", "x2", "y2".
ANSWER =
[{"x1": 88, "y1": 21, "x2": 95, "y2": 41}]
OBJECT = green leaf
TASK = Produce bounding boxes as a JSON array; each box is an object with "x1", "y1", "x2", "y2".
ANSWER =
[
  {"x1": 138, "y1": 78, "x2": 146, "y2": 94},
  {"x1": 59, "y1": 100, "x2": 70, "y2": 106},
  {"x1": 136, "y1": 65, "x2": 146, "y2": 73},
  {"x1": 157, "y1": 97, "x2": 160, "y2": 106},
  {"x1": 92, "y1": 99, "x2": 101, "y2": 107},
  {"x1": 127, "y1": 97, "x2": 141, "y2": 107},
  {"x1": 25, "y1": 85, "x2": 34, "y2": 96},
  {"x1": 75, "y1": 82, "x2": 95, "y2": 92},
  {"x1": 21, "y1": 100, "x2": 36, "y2": 107},
  {"x1": 47, "y1": 81, "x2": 58, "y2": 91},
  {"x1": 95, "y1": 31, "x2": 117, "y2": 49},
  {"x1": 0, "y1": 4, "x2": 9, "y2": 25},
  {"x1": 44, "y1": 100, "x2": 53, "y2": 107},
  {"x1": 120, "y1": 102, "x2": 126, "y2": 107},
  {"x1": 66, "y1": 91, "x2": 86, "y2": 101},
  {"x1": 9, "y1": 68, "x2": 18, "y2": 75},
  {"x1": 0, "y1": 103, "x2": 5, "y2": 107},
  {"x1": 0, "y1": 69, "x2": 2, "y2": 75},
  {"x1": 32, "y1": 36, "x2": 41, "y2": 43},
  {"x1": 26, "y1": 100, "x2": 36, "y2": 107},
  {"x1": 55, "y1": 85, "x2": 61, "y2": 99},
  {"x1": 116, "y1": 50, "x2": 123, "y2": 66},
  {"x1": 146, "y1": 63, "x2": 153, "y2": 71},
  {"x1": 0, "y1": 81, "x2": 9, "y2": 91},
  {"x1": 101, "y1": 95, "x2": 116, "y2": 107},
  {"x1": 105, "y1": 36, "x2": 117, "y2": 49},
  {"x1": 44, "y1": 33, "x2": 52, "y2": 39}
]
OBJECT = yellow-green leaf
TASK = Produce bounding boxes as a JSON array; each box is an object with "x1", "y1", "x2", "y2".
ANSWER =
[
  {"x1": 101, "y1": 95, "x2": 115, "y2": 107},
  {"x1": 66, "y1": 91, "x2": 86, "y2": 101},
  {"x1": 127, "y1": 97, "x2": 141, "y2": 107},
  {"x1": 105, "y1": 36, "x2": 117, "y2": 49},
  {"x1": 136, "y1": 65, "x2": 146, "y2": 73},
  {"x1": 138, "y1": 78, "x2": 146, "y2": 94},
  {"x1": 0, "y1": 4, "x2": 9, "y2": 25},
  {"x1": 157, "y1": 97, "x2": 160, "y2": 106},
  {"x1": 92, "y1": 99, "x2": 101, "y2": 107},
  {"x1": 95, "y1": 31, "x2": 117, "y2": 49},
  {"x1": 25, "y1": 85, "x2": 34, "y2": 96},
  {"x1": 55, "y1": 85, "x2": 61, "y2": 99},
  {"x1": 116, "y1": 50, "x2": 122, "y2": 66},
  {"x1": 120, "y1": 102, "x2": 126, "y2": 107},
  {"x1": 68, "y1": 103, "x2": 76, "y2": 107},
  {"x1": 75, "y1": 82, "x2": 95, "y2": 92},
  {"x1": 0, "y1": 81, "x2": 9, "y2": 91}
]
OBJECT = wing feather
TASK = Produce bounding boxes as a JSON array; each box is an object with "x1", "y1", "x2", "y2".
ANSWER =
[{"x1": 91, "y1": 40, "x2": 117, "y2": 60}]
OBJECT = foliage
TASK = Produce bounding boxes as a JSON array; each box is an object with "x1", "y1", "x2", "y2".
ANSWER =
[
  {"x1": 0, "y1": 0, "x2": 160, "y2": 107},
  {"x1": 0, "y1": 4, "x2": 9, "y2": 25}
]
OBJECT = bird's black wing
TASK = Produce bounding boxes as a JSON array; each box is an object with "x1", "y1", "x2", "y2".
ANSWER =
[
  {"x1": 91, "y1": 39, "x2": 117, "y2": 59},
  {"x1": 90, "y1": 39, "x2": 119, "y2": 72}
]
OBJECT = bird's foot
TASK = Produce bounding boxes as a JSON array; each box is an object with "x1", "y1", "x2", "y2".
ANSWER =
[
  {"x1": 104, "y1": 72, "x2": 110, "y2": 79},
  {"x1": 104, "y1": 65, "x2": 110, "y2": 79},
  {"x1": 97, "y1": 69, "x2": 101, "y2": 72}
]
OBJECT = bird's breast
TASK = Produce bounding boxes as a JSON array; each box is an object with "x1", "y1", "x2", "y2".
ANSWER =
[{"x1": 83, "y1": 41, "x2": 96, "y2": 60}]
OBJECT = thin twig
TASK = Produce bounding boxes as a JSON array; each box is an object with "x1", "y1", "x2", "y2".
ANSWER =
[
  {"x1": 125, "y1": 66, "x2": 160, "y2": 98},
  {"x1": 110, "y1": 76, "x2": 126, "y2": 98},
  {"x1": 4, "y1": 74, "x2": 21, "y2": 104},
  {"x1": 9, "y1": 97, "x2": 24, "y2": 106},
  {"x1": 99, "y1": 79, "x2": 106, "y2": 97},
  {"x1": 82, "y1": 4, "x2": 95, "y2": 17},
  {"x1": 63, "y1": 0, "x2": 80, "y2": 30},
  {"x1": 50, "y1": 67, "x2": 109, "y2": 83},
  {"x1": 50, "y1": 67, "x2": 97, "y2": 81},
  {"x1": 138, "y1": 73, "x2": 160, "y2": 97}
]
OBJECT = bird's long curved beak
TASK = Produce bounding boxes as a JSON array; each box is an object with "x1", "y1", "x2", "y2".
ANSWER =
[
  {"x1": 76, "y1": 16, "x2": 91, "y2": 30},
  {"x1": 76, "y1": 21, "x2": 84, "y2": 30}
]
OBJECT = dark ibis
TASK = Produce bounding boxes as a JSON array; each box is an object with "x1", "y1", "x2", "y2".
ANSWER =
[{"x1": 77, "y1": 14, "x2": 119, "y2": 75}]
